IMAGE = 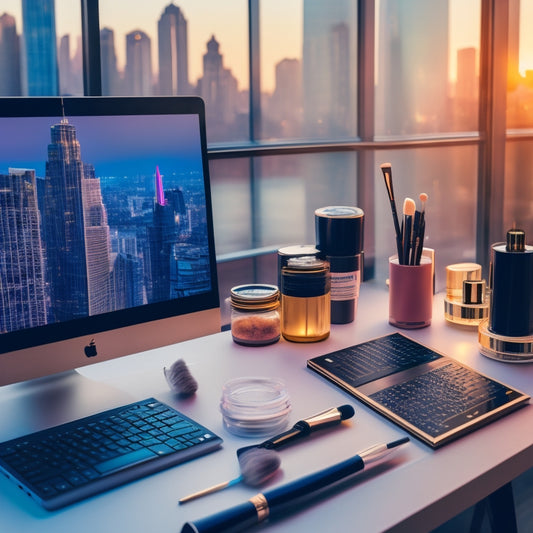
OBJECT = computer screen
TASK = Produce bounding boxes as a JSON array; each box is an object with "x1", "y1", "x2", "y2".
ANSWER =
[{"x1": 0, "y1": 96, "x2": 220, "y2": 386}]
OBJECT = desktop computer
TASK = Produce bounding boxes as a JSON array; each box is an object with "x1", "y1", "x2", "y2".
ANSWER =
[{"x1": 0, "y1": 96, "x2": 222, "y2": 508}]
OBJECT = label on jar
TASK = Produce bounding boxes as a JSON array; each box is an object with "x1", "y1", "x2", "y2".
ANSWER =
[{"x1": 330, "y1": 271, "x2": 360, "y2": 301}]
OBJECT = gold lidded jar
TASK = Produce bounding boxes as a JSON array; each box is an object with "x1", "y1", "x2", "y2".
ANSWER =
[{"x1": 230, "y1": 284, "x2": 281, "y2": 346}]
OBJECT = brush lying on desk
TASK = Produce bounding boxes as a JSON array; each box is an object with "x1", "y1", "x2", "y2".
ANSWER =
[
  {"x1": 179, "y1": 404, "x2": 355, "y2": 503},
  {"x1": 179, "y1": 448, "x2": 281, "y2": 504},
  {"x1": 180, "y1": 437, "x2": 410, "y2": 533},
  {"x1": 236, "y1": 404, "x2": 355, "y2": 457}
]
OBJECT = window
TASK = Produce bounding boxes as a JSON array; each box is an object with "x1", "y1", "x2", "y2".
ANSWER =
[
  {"x1": 98, "y1": 1, "x2": 249, "y2": 142},
  {"x1": 506, "y1": 0, "x2": 533, "y2": 240},
  {"x1": 0, "y1": 0, "x2": 529, "y2": 321},
  {"x1": 0, "y1": 0, "x2": 82, "y2": 96}
]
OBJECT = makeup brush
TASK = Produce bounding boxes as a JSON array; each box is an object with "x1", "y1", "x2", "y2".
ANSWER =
[
  {"x1": 402, "y1": 198, "x2": 416, "y2": 266},
  {"x1": 415, "y1": 193, "x2": 428, "y2": 265},
  {"x1": 164, "y1": 358, "x2": 198, "y2": 396},
  {"x1": 380, "y1": 163, "x2": 403, "y2": 263},
  {"x1": 179, "y1": 448, "x2": 281, "y2": 504},
  {"x1": 236, "y1": 404, "x2": 355, "y2": 457},
  {"x1": 181, "y1": 437, "x2": 410, "y2": 533}
]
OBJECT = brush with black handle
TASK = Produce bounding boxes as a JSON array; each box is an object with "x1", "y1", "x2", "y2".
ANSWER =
[{"x1": 180, "y1": 437, "x2": 410, "y2": 533}]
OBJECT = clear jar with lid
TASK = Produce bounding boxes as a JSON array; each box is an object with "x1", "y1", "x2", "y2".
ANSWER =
[{"x1": 230, "y1": 284, "x2": 281, "y2": 346}]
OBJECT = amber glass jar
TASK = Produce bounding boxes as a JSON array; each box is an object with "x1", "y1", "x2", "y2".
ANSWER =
[
  {"x1": 281, "y1": 257, "x2": 330, "y2": 342},
  {"x1": 230, "y1": 284, "x2": 281, "y2": 346}
]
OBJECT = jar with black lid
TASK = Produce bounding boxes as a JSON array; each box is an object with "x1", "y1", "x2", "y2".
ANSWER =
[
  {"x1": 230, "y1": 284, "x2": 281, "y2": 346},
  {"x1": 281, "y1": 257, "x2": 330, "y2": 342}
]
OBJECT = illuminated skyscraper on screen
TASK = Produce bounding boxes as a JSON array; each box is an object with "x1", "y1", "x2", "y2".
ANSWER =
[
  {"x1": 82, "y1": 164, "x2": 113, "y2": 316},
  {"x1": 0, "y1": 169, "x2": 47, "y2": 333},
  {"x1": 149, "y1": 167, "x2": 179, "y2": 303},
  {"x1": 43, "y1": 119, "x2": 89, "y2": 321}
]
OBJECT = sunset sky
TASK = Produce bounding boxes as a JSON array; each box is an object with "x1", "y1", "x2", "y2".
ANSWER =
[{"x1": 3, "y1": 0, "x2": 533, "y2": 92}]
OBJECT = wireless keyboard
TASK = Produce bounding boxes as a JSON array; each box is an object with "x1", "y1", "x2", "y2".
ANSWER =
[{"x1": 0, "y1": 398, "x2": 222, "y2": 510}]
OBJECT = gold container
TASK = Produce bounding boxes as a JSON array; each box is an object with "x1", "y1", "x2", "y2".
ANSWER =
[{"x1": 281, "y1": 257, "x2": 330, "y2": 342}]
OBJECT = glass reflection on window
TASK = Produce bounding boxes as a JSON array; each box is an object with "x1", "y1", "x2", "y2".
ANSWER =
[
  {"x1": 99, "y1": 1, "x2": 248, "y2": 143},
  {"x1": 0, "y1": 0, "x2": 82, "y2": 96},
  {"x1": 375, "y1": 0, "x2": 481, "y2": 137}
]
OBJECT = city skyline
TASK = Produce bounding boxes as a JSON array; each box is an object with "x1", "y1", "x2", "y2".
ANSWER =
[
  {"x1": 0, "y1": 112, "x2": 212, "y2": 334},
  {"x1": 2, "y1": 0, "x2": 506, "y2": 94}
]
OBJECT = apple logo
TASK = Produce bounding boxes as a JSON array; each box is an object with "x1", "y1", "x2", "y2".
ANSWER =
[{"x1": 84, "y1": 339, "x2": 98, "y2": 358}]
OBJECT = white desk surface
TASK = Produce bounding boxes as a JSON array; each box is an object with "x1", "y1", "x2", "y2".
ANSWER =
[{"x1": 1, "y1": 281, "x2": 533, "y2": 533}]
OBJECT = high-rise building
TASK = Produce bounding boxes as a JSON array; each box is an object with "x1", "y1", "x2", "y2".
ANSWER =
[
  {"x1": 198, "y1": 35, "x2": 239, "y2": 127},
  {"x1": 0, "y1": 13, "x2": 21, "y2": 95},
  {"x1": 158, "y1": 3, "x2": 190, "y2": 95},
  {"x1": 100, "y1": 27, "x2": 120, "y2": 95},
  {"x1": 148, "y1": 167, "x2": 179, "y2": 303},
  {"x1": 376, "y1": 0, "x2": 449, "y2": 135},
  {"x1": 82, "y1": 164, "x2": 113, "y2": 316},
  {"x1": 42, "y1": 118, "x2": 89, "y2": 322},
  {"x1": 111, "y1": 252, "x2": 144, "y2": 310},
  {"x1": 269, "y1": 58, "x2": 302, "y2": 136},
  {"x1": 302, "y1": 0, "x2": 356, "y2": 138},
  {"x1": 0, "y1": 169, "x2": 47, "y2": 333},
  {"x1": 125, "y1": 30, "x2": 152, "y2": 96},
  {"x1": 21, "y1": 0, "x2": 58, "y2": 95}
]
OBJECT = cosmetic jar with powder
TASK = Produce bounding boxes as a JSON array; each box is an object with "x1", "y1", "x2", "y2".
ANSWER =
[{"x1": 230, "y1": 284, "x2": 281, "y2": 346}]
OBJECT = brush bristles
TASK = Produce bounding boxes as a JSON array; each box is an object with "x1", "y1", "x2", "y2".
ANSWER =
[
  {"x1": 238, "y1": 448, "x2": 281, "y2": 487},
  {"x1": 164, "y1": 358, "x2": 198, "y2": 396},
  {"x1": 419, "y1": 192, "x2": 428, "y2": 203},
  {"x1": 403, "y1": 197, "x2": 416, "y2": 216},
  {"x1": 380, "y1": 162, "x2": 392, "y2": 169}
]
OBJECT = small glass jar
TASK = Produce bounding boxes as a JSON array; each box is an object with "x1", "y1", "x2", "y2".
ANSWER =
[
  {"x1": 281, "y1": 256, "x2": 331, "y2": 342},
  {"x1": 220, "y1": 377, "x2": 291, "y2": 437},
  {"x1": 230, "y1": 284, "x2": 281, "y2": 346}
]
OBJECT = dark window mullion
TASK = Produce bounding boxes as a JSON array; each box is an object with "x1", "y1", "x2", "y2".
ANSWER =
[{"x1": 80, "y1": 0, "x2": 103, "y2": 96}]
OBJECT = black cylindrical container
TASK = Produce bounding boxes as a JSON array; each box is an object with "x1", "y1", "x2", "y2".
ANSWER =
[
  {"x1": 489, "y1": 229, "x2": 533, "y2": 337},
  {"x1": 315, "y1": 206, "x2": 364, "y2": 324}
]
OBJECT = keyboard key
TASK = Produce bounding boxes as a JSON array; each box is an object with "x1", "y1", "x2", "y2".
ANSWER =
[{"x1": 94, "y1": 448, "x2": 156, "y2": 474}]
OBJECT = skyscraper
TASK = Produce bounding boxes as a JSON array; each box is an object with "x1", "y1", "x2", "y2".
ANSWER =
[
  {"x1": 0, "y1": 169, "x2": 47, "y2": 333},
  {"x1": 0, "y1": 13, "x2": 21, "y2": 95},
  {"x1": 198, "y1": 35, "x2": 239, "y2": 127},
  {"x1": 149, "y1": 167, "x2": 179, "y2": 303},
  {"x1": 82, "y1": 164, "x2": 113, "y2": 316},
  {"x1": 43, "y1": 118, "x2": 88, "y2": 322},
  {"x1": 302, "y1": 0, "x2": 356, "y2": 138},
  {"x1": 100, "y1": 27, "x2": 120, "y2": 95},
  {"x1": 269, "y1": 58, "x2": 302, "y2": 136},
  {"x1": 125, "y1": 30, "x2": 152, "y2": 96},
  {"x1": 21, "y1": 0, "x2": 58, "y2": 95},
  {"x1": 158, "y1": 3, "x2": 190, "y2": 95},
  {"x1": 376, "y1": 0, "x2": 449, "y2": 135}
]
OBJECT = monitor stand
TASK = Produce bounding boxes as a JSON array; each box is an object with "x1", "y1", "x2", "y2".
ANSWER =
[{"x1": 0, "y1": 370, "x2": 133, "y2": 441}]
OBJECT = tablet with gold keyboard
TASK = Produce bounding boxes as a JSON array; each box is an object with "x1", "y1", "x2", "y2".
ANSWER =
[{"x1": 307, "y1": 333, "x2": 529, "y2": 448}]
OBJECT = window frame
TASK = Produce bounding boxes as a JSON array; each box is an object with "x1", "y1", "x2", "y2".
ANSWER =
[{"x1": 79, "y1": 0, "x2": 516, "y2": 278}]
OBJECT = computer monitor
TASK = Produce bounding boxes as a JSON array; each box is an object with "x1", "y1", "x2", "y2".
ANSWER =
[{"x1": 0, "y1": 96, "x2": 220, "y2": 387}]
